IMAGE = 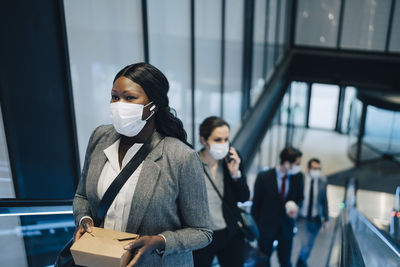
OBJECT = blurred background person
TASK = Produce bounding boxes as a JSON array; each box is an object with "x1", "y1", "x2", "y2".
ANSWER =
[
  {"x1": 296, "y1": 158, "x2": 329, "y2": 267},
  {"x1": 193, "y1": 116, "x2": 250, "y2": 267},
  {"x1": 252, "y1": 147, "x2": 304, "y2": 267}
]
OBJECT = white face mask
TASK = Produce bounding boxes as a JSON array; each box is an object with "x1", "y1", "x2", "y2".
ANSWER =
[
  {"x1": 109, "y1": 101, "x2": 155, "y2": 137},
  {"x1": 209, "y1": 142, "x2": 230, "y2": 160},
  {"x1": 289, "y1": 165, "x2": 301, "y2": 175},
  {"x1": 309, "y1": 169, "x2": 321, "y2": 178}
]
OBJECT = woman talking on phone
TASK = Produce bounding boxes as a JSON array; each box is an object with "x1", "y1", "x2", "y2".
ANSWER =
[{"x1": 193, "y1": 116, "x2": 250, "y2": 267}]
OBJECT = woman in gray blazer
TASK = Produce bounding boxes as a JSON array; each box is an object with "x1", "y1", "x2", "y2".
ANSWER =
[{"x1": 72, "y1": 63, "x2": 212, "y2": 266}]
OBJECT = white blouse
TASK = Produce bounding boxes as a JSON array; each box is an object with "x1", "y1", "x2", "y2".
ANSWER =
[{"x1": 97, "y1": 139, "x2": 143, "y2": 231}]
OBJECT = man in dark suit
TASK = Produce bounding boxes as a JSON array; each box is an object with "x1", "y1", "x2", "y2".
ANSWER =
[
  {"x1": 296, "y1": 158, "x2": 329, "y2": 267},
  {"x1": 252, "y1": 147, "x2": 304, "y2": 267}
]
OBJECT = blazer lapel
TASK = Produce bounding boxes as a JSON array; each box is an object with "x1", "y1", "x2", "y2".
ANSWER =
[
  {"x1": 126, "y1": 138, "x2": 164, "y2": 234},
  {"x1": 270, "y1": 170, "x2": 280, "y2": 198}
]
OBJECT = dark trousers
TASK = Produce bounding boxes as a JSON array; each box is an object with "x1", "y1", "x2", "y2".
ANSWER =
[
  {"x1": 193, "y1": 228, "x2": 245, "y2": 267},
  {"x1": 256, "y1": 225, "x2": 294, "y2": 267},
  {"x1": 296, "y1": 217, "x2": 322, "y2": 267}
]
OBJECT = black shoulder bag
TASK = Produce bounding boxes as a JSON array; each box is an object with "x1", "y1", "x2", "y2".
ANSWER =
[
  {"x1": 203, "y1": 166, "x2": 259, "y2": 242},
  {"x1": 55, "y1": 131, "x2": 163, "y2": 267}
]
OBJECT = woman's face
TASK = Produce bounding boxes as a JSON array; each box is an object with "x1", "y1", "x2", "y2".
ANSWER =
[
  {"x1": 111, "y1": 76, "x2": 152, "y2": 119},
  {"x1": 203, "y1": 125, "x2": 230, "y2": 146}
]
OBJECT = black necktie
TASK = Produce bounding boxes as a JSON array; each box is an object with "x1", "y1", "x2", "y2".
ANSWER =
[{"x1": 307, "y1": 178, "x2": 314, "y2": 219}]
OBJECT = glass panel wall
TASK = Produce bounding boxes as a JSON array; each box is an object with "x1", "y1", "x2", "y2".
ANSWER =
[
  {"x1": 364, "y1": 107, "x2": 400, "y2": 154},
  {"x1": 194, "y1": 0, "x2": 222, "y2": 148},
  {"x1": 295, "y1": 0, "x2": 341, "y2": 48},
  {"x1": 250, "y1": 0, "x2": 268, "y2": 106},
  {"x1": 280, "y1": 82, "x2": 307, "y2": 148},
  {"x1": 223, "y1": 0, "x2": 244, "y2": 135},
  {"x1": 276, "y1": 0, "x2": 289, "y2": 61},
  {"x1": 309, "y1": 83, "x2": 340, "y2": 130},
  {"x1": 389, "y1": 0, "x2": 400, "y2": 53},
  {"x1": 340, "y1": 0, "x2": 392, "y2": 51},
  {"x1": 147, "y1": 0, "x2": 192, "y2": 143},
  {"x1": 0, "y1": 105, "x2": 15, "y2": 198},
  {"x1": 64, "y1": 0, "x2": 144, "y2": 165},
  {"x1": 250, "y1": 0, "x2": 291, "y2": 107},
  {"x1": 290, "y1": 81, "x2": 308, "y2": 127},
  {"x1": 341, "y1": 86, "x2": 357, "y2": 134},
  {"x1": 265, "y1": 0, "x2": 278, "y2": 80},
  {"x1": 347, "y1": 98, "x2": 400, "y2": 161},
  {"x1": 0, "y1": 213, "x2": 74, "y2": 267}
]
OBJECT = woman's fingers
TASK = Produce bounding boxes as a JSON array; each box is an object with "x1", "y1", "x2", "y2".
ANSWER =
[
  {"x1": 73, "y1": 218, "x2": 94, "y2": 243},
  {"x1": 229, "y1": 146, "x2": 238, "y2": 156},
  {"x1": 228, "y1": 147, "x2": 240, "y2": 164},
  {"x1": 126, "y1": 249, "x2": 143, "y2": 267},
  {"x1": 82, "y1": 219, "x2": 93, "y2": 233},
  {"x1": 124, "y1": 239, "x2": 144, "y2": 267},
  {"x1": 123, "y1": 236, "x2": 164, "y2": 266},
  {"x1": 73, "y1": 227, "x2": 85, "y2": 242}
]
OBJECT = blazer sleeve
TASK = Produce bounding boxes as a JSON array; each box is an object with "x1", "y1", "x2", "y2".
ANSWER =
[
  {"x1": 251, "y1": 172, "x2": 265, "y2": 222},
  {"x1": 160, "y1": 151, "x2": 213, "y2": 257},
  {"x1": 72, "y1": 126, "x2": 101, "y2": 226}
]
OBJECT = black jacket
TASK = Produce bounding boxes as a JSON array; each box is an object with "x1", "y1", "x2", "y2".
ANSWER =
[
  {"x1": 221, "y1": 160, "x2": 250, "y2": 236},
  {"x1": 251, "y1": 168, "x2": 304, "y2": 240},
  {"x1": 204, "y1": 156, "x2": 250, "y2": 236}
]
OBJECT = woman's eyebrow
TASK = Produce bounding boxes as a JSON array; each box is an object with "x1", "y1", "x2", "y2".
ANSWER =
[{"x1": 122, "y1": 90, "x2": 139, "y2": 94}]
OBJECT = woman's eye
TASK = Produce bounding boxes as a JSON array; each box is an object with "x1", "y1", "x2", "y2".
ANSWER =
[
  {"x1": 111, "y1": 95, "x2": 119, "y2": 100},
  {"x1": 126, "y1": 96, "x2": 137, "y2": 101},
  {"x1": 214, "y1": 138, "x2": 222, "y2": 142}
]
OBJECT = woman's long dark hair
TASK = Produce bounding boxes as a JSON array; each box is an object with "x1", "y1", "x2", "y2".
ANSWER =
[{"x1": 113, "y1": 63, "x2": 189, "y2": 145}]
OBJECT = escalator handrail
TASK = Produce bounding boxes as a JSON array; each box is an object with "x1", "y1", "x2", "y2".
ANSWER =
[
  {"x1": 340, "y1": 178, "x2": 365, "y2": 266},
  {"x1": 325, "y1": 177, "x2": 365, "y2": 266},
  {"x1": 353, "y1": 208, "x2": 400, "y2": 258},
  {"x1": 340, "y1": 212, "x2": 365, "y2": 267}
]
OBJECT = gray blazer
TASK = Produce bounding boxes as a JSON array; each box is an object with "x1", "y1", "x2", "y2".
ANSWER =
[{"x1": 73, "y1": 125, "x2": 212, "y2": 266}]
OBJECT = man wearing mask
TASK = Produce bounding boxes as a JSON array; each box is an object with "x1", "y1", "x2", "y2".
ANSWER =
[
  {"x1": 296, "y1": 158, "x2": 329, "y2": 267},
  {"x1": 252, "y1": 147, "x2": 304, "y2": 267}
]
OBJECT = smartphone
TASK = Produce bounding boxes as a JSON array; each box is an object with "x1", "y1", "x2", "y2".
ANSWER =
[{"x1": 226, "y1": 145, "x2": 233, "y2": 163}]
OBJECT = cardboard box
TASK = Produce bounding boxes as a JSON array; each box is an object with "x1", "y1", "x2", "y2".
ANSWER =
[{"x1": 71, "y1": 227, "x2": 139, "y2": 267}]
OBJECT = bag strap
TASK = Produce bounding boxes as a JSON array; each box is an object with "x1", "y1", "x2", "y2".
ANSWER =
[{"x1": 95, "y1": 131, "x2": 164, "y2": 226}]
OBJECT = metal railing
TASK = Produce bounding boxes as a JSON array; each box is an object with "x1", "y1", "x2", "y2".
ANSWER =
[
  {"x1": 326, "y1": 178, "x2": 400, "y2": 266},
  {"x1": 390, "y1": 186, "x2": 400, "y2": 242},
  {"x1": 0, "y1": 199, "x2": 73, "y2": 217}
]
